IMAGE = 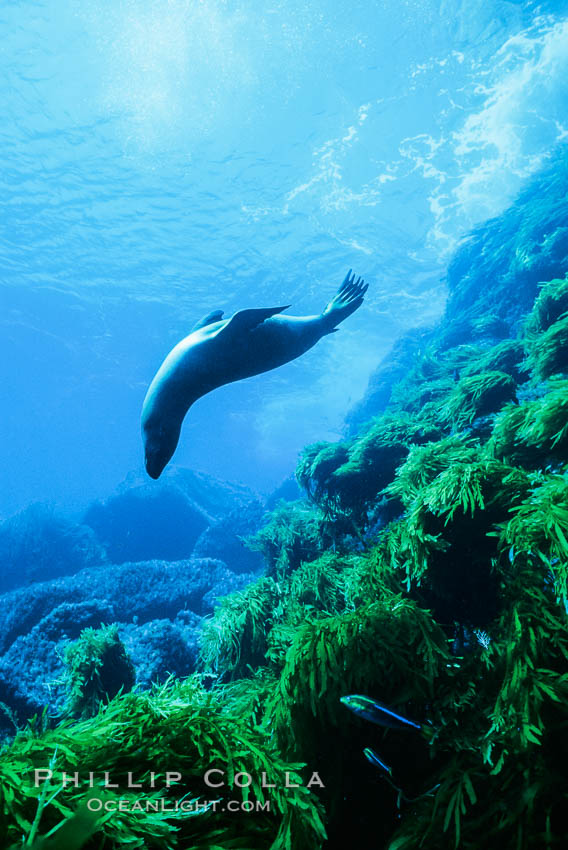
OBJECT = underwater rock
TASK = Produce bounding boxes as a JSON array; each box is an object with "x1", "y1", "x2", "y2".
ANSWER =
[
  {"x1": 83, "y1": 484, "x2": 211, "y2": 564},
  {"x1": 443, "y1": 151, "x2": 568, "y2": 338},
  {"x1": 346, "y1": 325, "x2": 435, "y2": 431},
  {"x1": 0, "y1": 503, "x2": 106, "y2": 594},
  {"x1": 192, "y1": 499, "x2": 265, "y2": 573},
  {"x1": 0, "y1": 600, "x2": 120, "y2": 722},
  {"x1": 0, "y1": 669, "x2": 44, "y2": 737},
  {"x1": 0, "y1": 559, "x2": 251, "y2": 725},
  {"x1": 119, "y1": 466, "x2": 257, "y2": 520},
  {"x1": 0, "y1": 613, "x2": 199, "y2": 726},
  {"x1": 264, "y1": 475, "x2": 303, "y2": 510},
  {"x1": 25, "y1": 599, "x2": 117, "y2": 642},
  {"x1": 121, "y1": 618, "x2": 201, "y2": 688},
  {"x1": 83, "y1": 469, "x2": 262, "y2": 565},
  {"x1": 0, "y1": 558, "x2": 253, "y2": 655}
]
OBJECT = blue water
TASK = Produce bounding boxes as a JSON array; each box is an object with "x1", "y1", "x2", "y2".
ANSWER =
[{"x1": 2, "y1": 0, "x2": 568, "y2": 517}]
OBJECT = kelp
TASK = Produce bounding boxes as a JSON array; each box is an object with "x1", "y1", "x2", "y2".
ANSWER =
[
  {"x1": 297, "y1": 412, "x2": 441, "y2": 523},
  {"x1": 522, "y1": 275, "x2": 568, "y2": 379},
  {"x1": 440, "y1": 371, "x2": 517, "y2": 430},
  {"x1": 200, "y1": 268, "x2": 568, "y2": 848},
  {"x1": 497, "y1": 471, "x2": 568, "y2": 603},
  {"x1": 470, "y1": 313, "x2": 509, "y2": 339},
  {"x1": 491, "y1": 378, "x2": 568, "y2": 467},
  {"x1": 63, "y1": 624, "x2": 136, "y2": 719},
  {"x1": 286, "y1": 553, "x2": 350, "y2": 618},
  {"x1": 0, "y1": 677, "x2": 326, "y2": 850},
  {"x1": 199, "y1": 578, "x2": 282, "y2": 679},
  {"x1": 524, "y1": 315, "x2": 568, "y2": 379},
  {"x1": 386, "y1": 436, "x2": 479, "y2": 506},
  {"x1": 200, "y1": 554, "x2": 356, "y2": 681},
  {"x1": 7, "y1": 804, "x2": 102, "y2": 850},
  {"x1": 461, "y1": 339, "x2": 527, "y2": 382},
  {"x1": 211, "y1": 668, "x2": 280, "y2": 729},
  {"x1": 386, "y1": 564, "x2": 568, "y2": 850},
  {"x1": 387, "y1": 345, "x2": 477, "y2": 415},
  {"x1": 523, "y1": 274, "x2": 568, "y2": 335},
  {"x1": 382, "y1": 441, "x2": 530, "y2": 624},
  {"x1": 245, "y1": 500, "x2": 324, "y2": 581},
  {"x1": 267, "y1": 598, "x2": 450, "y2": 762}
]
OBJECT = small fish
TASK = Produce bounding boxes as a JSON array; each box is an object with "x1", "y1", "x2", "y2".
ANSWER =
[
  {"x1": 340, "y1": 695, "x2": 421, "y2": 730},
  {"x1": 363, "y1": 747, "x2": 441, "y2": 807},
  {"x1": 363, "y1": 747, "x2": 392, "y2": 775}
]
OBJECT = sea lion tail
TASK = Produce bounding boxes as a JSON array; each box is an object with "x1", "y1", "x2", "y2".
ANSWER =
[{"x1": 321, "y1": 270, "x2": 368, "y2": 329}]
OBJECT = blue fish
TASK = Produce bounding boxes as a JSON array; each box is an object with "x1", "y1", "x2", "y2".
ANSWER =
[
  {"x1": 340, "y1": 694, "x2": 421, "y2": 730},
  {"x1": 363, "y1": 746, "x2": 441, "y2": 806},
  {"x1": 363, "y1": 747, "x2": 392, "y2": 775}
]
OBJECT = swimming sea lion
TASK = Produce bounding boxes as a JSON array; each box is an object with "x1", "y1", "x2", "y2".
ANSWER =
[{"x1": 141, "y1": 270, "x2": 368, "y2": 479}]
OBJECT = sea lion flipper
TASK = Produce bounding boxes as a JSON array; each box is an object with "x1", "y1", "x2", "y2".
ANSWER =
[
  {"x1": 191, "y1": 310, "x2": 225, "y2": 332},
  {"x1": 224, "y1": 305, "x2": 291, "y2": 333},
  {"x1": 322, "y1": 272, "x2": 367, "y2": 329}
]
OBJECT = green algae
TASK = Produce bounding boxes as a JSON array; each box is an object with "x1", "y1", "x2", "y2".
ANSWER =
[
  {"x1": 0, "y1": 677, "x2": 326, "y2": 850},
  {"x1": 63, "y1": 624, "x2": 136, "y2": 720},
  {"x1": 191, "y1": 270, "x2": 568, "y2": 848},
  {"x1": 297, "y1": 412, "x2": 441, "y2": 523},
  {"x1": 523, "y1": 274, "x2": 568, "y2": 335},
  {"x1": 4, "y1": 269, "x2": 568, "y2": 849},
  {"x1": 440, "y1": 371, "x2": 517, "y2": 430},
  {"x1": 245, "y1": 500, "x2": 324, "y2": 581}
]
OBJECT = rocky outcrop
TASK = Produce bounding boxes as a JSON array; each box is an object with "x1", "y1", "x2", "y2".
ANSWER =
[
  {"x1": 0, "y1": 558, "x2": 253, "y2": 730},
  {"x1": 347, "y1": 148, "x2": 568, "y2": 431}
]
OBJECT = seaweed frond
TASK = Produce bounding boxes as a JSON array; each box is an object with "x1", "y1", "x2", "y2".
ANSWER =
[
  {"x1": 441, "y1": 371, "x2": 517, "y2": 430},
  {"x1": 63, "y1": 625, "x2": 135, "y2": 720},
  {"x1": 245, "y1": 500, "x2": 324, "y2": 581},
  {"x1": 0, "y1": 677, "x2": 326, "y2": 849}
]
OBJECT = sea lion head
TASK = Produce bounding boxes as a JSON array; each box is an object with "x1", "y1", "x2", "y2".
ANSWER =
[{"x1": 142, "y1": 419, "x2": 180, "y2": 480}]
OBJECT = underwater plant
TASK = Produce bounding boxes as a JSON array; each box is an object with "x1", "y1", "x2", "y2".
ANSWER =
[
  {"x1": 461, "y1": 338, "x2": 527, "y2": 382},
  {"x1": 297, "y1": 412, "x2": 441, "y2": 525},
  {"x1": 245, "y1": 500, "x2": 324, "y2": 581},
  {"x1": 285, "y1": 553, "x2": 350, "y2": 617},
  {"x1": 522, "y1": 275, "x2": 568, "y2": 379},
  {"x1": 199, "y1": 553, "x2": 355, "y2": 681},
  {"x1": 199, "y1": 577, "x2": 282, "y2": 679},
  {"x1": 385, "y1": 558, "x2": 568, "y2": 850},
  {"x1": 63, "y1": 624, "x2": 136, "y2": 719},
  {"x1": 470, "y1": 313, "x2": 509, "y2": 339},
  {"x1": 440, "y1": 371, "x2": 517, "y2": 431},
  {"x1": 0, "y1": 676, "x2": 326, "y2": 849},
  {"x1": 383, "y1": 440, "x2": 530, "y2": 624},
  {"x1": 497, "y1": 470, "x2": 568, "y2": 603},
  {"x1": 523, "y1": 274, "x2": 568, "y2": 335},
  {"x1": 491, "y1": 377, "x2": 568, "y2": 468},
  {"x1": 524, "y1": 316, "x2": 568, "y2": 379},
  {"x1": 268, "y1": 597, "x2": 449, "y2": 763}
]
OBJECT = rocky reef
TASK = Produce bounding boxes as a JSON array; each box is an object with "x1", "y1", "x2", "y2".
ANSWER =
[
  {"x1": 0, "y1": 469, "x2": 265, "y2": 735},
  {"x1": 348, "y1": 152, "x2": 568, "y2": 431},
  {"x1": 0, "y1": 558, "x2": 252, "y2": 732},
  {"x1": 2, "y1": 153, "x2": 568, "y2": 849}
]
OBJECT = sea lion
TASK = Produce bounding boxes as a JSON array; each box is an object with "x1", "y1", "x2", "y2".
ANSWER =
[{"x1": 141, "y1": 270, "x2": 368, "y2": 479}]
